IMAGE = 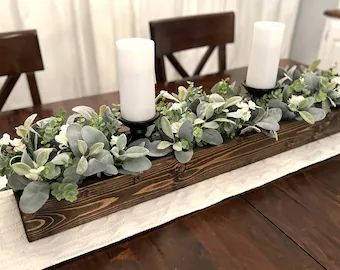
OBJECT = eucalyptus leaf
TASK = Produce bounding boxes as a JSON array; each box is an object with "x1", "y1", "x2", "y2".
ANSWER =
[
  {"x1": 174, "y1": 150, "x2": 193, "y2": 164},
  {"x1": 157, "y1": 141, "x2": 173, "y2": 149},
  {"x1": 201, "y1": 129, "x2": 223, "y2": 145},
  {"x1": 146, "y1": 140, "x2": 172, "y2": 157},
  {"x1": 178, "y1": 120, "x2": 194, "y2": 142},
  {"x1": 122, "y1": 156, "x2": 152, "y2": 173},
  {"x1": 19, "y1": 182, "x2": 50, "y2": 214}
]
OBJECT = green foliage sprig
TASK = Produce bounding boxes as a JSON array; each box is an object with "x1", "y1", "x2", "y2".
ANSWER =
[
  {"x1": 0, "y1": 59, "x2": 339, "y2": 214},
  {"x1": 0, "y1": 105, "x2": 151, "y2": 214}
]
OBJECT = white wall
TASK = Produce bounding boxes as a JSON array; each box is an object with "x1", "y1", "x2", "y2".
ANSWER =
[
  {"x1": 290, "y1": 0, "x2": 338, "y2": 65},
  {"x1": 0, "y1": 0, "x2": 300, "y2": 111}
]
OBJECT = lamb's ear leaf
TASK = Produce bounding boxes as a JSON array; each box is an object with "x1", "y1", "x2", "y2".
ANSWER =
[
  {"x1": 7, "y1": 174, "x2": 30, "y2": 191},
  {"x1": 268, "y1": 108, "x2": 282, "y2": 122},
  {"x1": 81, "y1": 126, "x2": 110, "y2": 150},
  {"x1": 298, "y1": 110, "x2": 315, "y2": 124},
  {"x1": 34, "y1": 148, "x2": 54, "y2": 167},
  {"x1": 11, "y1": 162, "x2": 31, "y2": 176},
  {"x1": 160, "y1": 117, "x2": 174, "y2": 140},
  {"x1": 240, "y1": 126, "x2": 261, "y2": 135},
  {"x1": 24, "y1": 114, "x2": 38, "y2": 128},
  {"x1": 83, "y1": 158, "x2": 107, "y2": 177},
  {"x1": 19, "y1": 182, "x2": 50, "y2": 214},
  {"x1": 174, "y1": 150, "x2": 193, "y2": 164},
  {"x1": 256, "y1": 118, "x2": 280, "y2": 132},
  {"x1": 72, "y1": 106, "x2": 97, "y2": 119},
  {"x1": 67, "y1": 124, "x2": 82, "y2": 156},
  {"x1": 201, "y1": 129, "x2": 223, "y2": 145},
  {"x1": 76, "y1": 156, "x2": 88, "y2": 175},
  {"x1": 21, "y1": 150, "x2": 34, "y2": 167},
  {"x1": 308, "y1": 107, "x2": 326, "y2": 122}
]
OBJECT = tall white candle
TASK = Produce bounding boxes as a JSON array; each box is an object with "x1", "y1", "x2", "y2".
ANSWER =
[
  {"x1": 246, "y1": 21, "x2": 285, "y2": 89},
  {"x1": 116, "y1": 38, "x2": 156, "y2": 122}
]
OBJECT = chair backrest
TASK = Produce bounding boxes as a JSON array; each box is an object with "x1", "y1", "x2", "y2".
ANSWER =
[
  {"x1": 150, "y1": 12, "x2": 235, "y2": 83},
  {"x1": 0, "y1": 29, "x2": 44, "y2": 110}
]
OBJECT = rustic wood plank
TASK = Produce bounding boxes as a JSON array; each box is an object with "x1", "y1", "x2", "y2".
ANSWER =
[
  {"x1": 18, "y1": 108, "x2": 340, "y2": 242},
  {"x1": 243, "y1": 155, "x2": 340, "y2": 269},
  {"x1": 48, "y1": 197, "x2": 323, "y2": 270}
]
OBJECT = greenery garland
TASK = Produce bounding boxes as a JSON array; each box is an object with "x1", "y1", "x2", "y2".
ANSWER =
[{"x1": 0, "y1": 60, "x2": 339, "y2": 213}]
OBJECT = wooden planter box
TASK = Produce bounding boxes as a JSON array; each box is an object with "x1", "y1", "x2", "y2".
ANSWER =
[{"x1": 16, "y1": 110, "x2": 340, "y2": 242}]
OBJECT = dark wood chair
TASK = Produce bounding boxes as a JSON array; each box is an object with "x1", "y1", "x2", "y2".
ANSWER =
[
  {"x1": 150, "y1": 12, "x2": 234, "y2": 83},
  {"x1": 0, "y1": 29, "x2": 44, "y2": 110}
]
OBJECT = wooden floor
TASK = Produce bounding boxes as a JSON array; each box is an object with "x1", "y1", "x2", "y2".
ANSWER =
[{"x1": 48, "y1": 155, "x2": 340, "y2": 270}]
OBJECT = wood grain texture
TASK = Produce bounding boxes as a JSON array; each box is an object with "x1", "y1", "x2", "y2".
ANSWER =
[
  {"x1": 18, "y1": 108, "x2": 340, "y2": 242},
  {"x1": 243, "y1": 155, "x2": 340, "y2": 269},
  {"x1": 48, "y1": 197, "x2": 323, "y2": 270}
]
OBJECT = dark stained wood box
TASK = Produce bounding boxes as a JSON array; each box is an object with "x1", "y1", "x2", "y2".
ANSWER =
[{"x1": 16, "y1": 109, "x2": 340, "y2": 242}]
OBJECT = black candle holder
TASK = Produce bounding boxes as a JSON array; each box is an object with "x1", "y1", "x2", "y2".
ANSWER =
[
  {"x1": 120, "y1": 112, "x2": 159, "y2": 141},
  {"x1": 242, "y1": 82, "x2": 280, "y2": 99}
]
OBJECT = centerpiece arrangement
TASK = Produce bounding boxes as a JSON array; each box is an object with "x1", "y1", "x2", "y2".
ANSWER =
[{"x1": 1, "y1": 21, "x2": 340, "y2": 242}]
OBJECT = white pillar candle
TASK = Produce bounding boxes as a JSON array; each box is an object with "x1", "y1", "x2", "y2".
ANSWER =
[
  {"x1": 246, "y1": 21, "x2": 285, "y2": 89},
  {"x1": 116, "y1": 38, "x2": 156, "y2": 122}
]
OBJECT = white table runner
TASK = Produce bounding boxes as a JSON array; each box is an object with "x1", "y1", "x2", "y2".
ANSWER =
[{"x1": 1, "y1": 133, "x2": 340, "y2": 270}]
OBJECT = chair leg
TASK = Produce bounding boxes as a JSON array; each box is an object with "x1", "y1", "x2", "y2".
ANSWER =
[
  {"x1": 26, "y1": 72, "x2": 42, "y2": 106},
  {"x1": 218, "y1": 44, "x2": 226, "y2": 72},
  {"x1": 0, "y1": 75, "x2": 20, "y2": 110}
]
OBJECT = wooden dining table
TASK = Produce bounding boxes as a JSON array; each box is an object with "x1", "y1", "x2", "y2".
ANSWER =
[{"x1": 2, "y1": 59, "x2": 339, "y2": 270}]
